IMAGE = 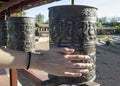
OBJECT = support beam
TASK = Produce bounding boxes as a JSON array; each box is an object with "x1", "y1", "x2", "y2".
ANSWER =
[
  {"x1": 0, "y1": 0, "x2": 9, "y2": 3},
  {"x1": 0, "y1": 0, "x2": 9, "y2": 1},
  {"x1": 9, "y1": 0, "x2": 59, "y2": 13},
  {"x1": 10, "y1": 69, "x2": 18, "y2": 86},
  {"x1": 0, "y1": 0, "x2": 23, "y2": 12},
  {"x1": 0, "y1": 0, "x2": 61, "y2": 13},
  {"x1": 71, "y1": 0, "x2": 74, "y2": 5}
]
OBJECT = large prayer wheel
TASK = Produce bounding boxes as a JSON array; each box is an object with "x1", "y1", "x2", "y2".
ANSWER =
[
  {"x1": 48, "y1": 5, "x2": 97, "y2": 85},
  {"x1": 7, "y1": 17, "x2": 35, "y2": 52},
  {"x1": 0, "y1": 19, "x2": 7, "y2": 47}
]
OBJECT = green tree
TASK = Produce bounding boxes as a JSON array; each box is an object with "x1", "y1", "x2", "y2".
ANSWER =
[
  {"x1": 35, "y1": 13, "x2": 44, "y2": 24},
  {"x1": 16, "y1": 11, "x2": 26, "y2": 17},
  {"x1": 99, "y1": 17, "x2": 107, "y2": 24},
  {"x1": 97, "y1": 22, "x2": 103, "y2": 28},
  {"x1": 115, "y1": 25, "x2": 120, "y2": 34},
  {"x1": 97, "y1": 17, "x2": 108, "y2": 28},
  {"x1": 110, "y1": 17, "x2": 117, "y2": 26}
]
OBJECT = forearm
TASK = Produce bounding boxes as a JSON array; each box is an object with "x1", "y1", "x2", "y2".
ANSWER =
[
  {"x1": 0, "y1": 47, "x2": 93, "y2": 77},
  {"x1": 0, "y1": 48, "x2": 42, "y2": 69},
  {"x1": 0, "y1": 48, "x2": 28, "y2": 68}
]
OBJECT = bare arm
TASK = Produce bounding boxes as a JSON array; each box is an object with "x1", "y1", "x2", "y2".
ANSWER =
[
  {"x1": 0, "y1": 48, "x2": 92, "y2": 77},
  {"x1": 0, "y1": 48, "x2": 29, "y2": 69}
]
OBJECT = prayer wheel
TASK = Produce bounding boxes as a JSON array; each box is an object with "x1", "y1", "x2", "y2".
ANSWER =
[
  {"x1": 0, "y1": 19, "x2": 7, "y2": 47},
  {"x1": 48, "y1": 5, "x2": 97, "y2": 85},
  {"x1": 7, "y1": 17, "x2": 35, "y2": 52}
]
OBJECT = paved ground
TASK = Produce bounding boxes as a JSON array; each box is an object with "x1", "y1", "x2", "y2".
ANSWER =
[
  {"x1": 96, "y1": 46, "x2": 120, "y2": 86},
  {"x1": 0, "y1": 69, "x2": 10, "y2": 86},
  {"x1": 96, "y1": 36, "x2": 120, "y2": 85}
]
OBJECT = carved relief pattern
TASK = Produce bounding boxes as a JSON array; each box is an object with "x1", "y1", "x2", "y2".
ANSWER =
[
  {"x1": 7, "y1": 21, "x2": 35, "y2": 51},
  {"x1": 82, "y1": 8, "x2": 97, "y2": 17},
  {"x1": 0, "y1": 25, "x2": 7, "y2": 46},
  {"x1": 50, "y1": 17, "x2": 97, "y2": 48},
  {"x1": 0, "y1": 20, "x2": 7, "y2": 46},
  {"x1": 49, "y1": 8, "x2": 97, "y2": 84}
]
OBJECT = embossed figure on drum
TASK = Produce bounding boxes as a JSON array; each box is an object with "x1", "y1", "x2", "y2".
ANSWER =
[{"x1": 48, "y1": 5, "x2": 98, "y2": 85}]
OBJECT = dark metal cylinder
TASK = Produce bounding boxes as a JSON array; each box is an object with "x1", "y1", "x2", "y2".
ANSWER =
[
  {"x1": 7, "y1": 17, "x2": 35, "y2": 51},
  {"x1": 48, "y1": 5, "x2": 97, "y2": 85},
  {"x1": 0, "y1": 19, "x2": 7, "y2": 47}
]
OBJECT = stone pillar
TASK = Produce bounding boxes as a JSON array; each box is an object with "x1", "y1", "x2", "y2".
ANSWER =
[{"x1": 43, "y1": 5, "x2": 99, "y2": 86}]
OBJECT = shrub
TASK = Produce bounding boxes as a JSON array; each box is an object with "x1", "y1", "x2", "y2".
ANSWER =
[{"x1": 105, "y1": 40, "x2": 111, "y2": 46}]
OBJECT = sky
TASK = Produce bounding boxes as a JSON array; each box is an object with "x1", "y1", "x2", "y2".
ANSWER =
[{"x1": 25, "y1": 0, "x2": 120, "y2": 21}]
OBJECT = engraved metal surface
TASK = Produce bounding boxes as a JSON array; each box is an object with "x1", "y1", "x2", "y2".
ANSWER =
[
  {"x1": 48, "y1": 5, "x2": 97, "y2": 85},
  {"x1": 0, "y1": 19, "x2": 7, "y2": 47},
  {"x1": 7, "y1": 17, "x2": 35, "y2": 51}
]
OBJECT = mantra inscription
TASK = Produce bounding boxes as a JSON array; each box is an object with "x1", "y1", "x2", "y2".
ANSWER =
[
  {"x1": 50, "y1": 19, "x2": 96, "y2": 47},
  {"x1": 7, "y1": 17, "x2": 35, "y2": 51},
  {"x1": 49, "y1": 5, "x2": 97, "y2": 85}
]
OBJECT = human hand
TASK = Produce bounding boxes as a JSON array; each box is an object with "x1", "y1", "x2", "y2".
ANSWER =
[{"x1": 34, "y1": 48, "x2": 93, "y2": 77}]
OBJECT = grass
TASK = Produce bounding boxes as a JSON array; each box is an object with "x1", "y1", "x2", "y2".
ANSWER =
[{"x1": 97, "y1": 35, "x2": 113, "y2": 42}]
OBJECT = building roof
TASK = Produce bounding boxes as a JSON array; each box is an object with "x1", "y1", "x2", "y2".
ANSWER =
[{"x1": 0, "y1": 0, "x2": 60, "y2": 15}]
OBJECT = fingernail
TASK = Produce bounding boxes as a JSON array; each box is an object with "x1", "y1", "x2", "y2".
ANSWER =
[
  {"x1": 85, "y1": 55, "x2": 91, "y2": 60},
  {"x1": 81, "y1": 69, "x2": 89, "y2": 73},
  {"x1": 69, "y1": 49, "x2": 75, "y2": 52},
  {"x1": 75, "y1": 73, "x2": 82, "y2": 77}
]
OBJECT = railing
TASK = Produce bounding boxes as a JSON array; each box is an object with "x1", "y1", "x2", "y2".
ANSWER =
[{"x1": 18, "y1": 69, "x2": 48, "y2": 86}]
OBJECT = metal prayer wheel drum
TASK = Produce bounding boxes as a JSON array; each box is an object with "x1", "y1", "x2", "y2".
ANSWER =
[
  {"x1": 0, "y1": 19, "x2": 7, "y2": 47},
  {"x1": 49, "y1": 5, "x2": 97, "y2": 85},
  {"x1": 7, "y1": 17, "x2": 35, "y2": 51}
]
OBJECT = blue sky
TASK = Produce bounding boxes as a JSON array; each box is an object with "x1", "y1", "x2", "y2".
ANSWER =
[{"x1": 25, "y1": 0, "x2": 120, "y2": 21}]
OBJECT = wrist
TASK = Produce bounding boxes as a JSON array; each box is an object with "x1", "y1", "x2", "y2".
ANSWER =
[
  {"x1": 26, "y1": 52, "x2": 31, "y2": 70},
  {"x1": 30, "y1": 53, "x2": 44, "y2": 70}
]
